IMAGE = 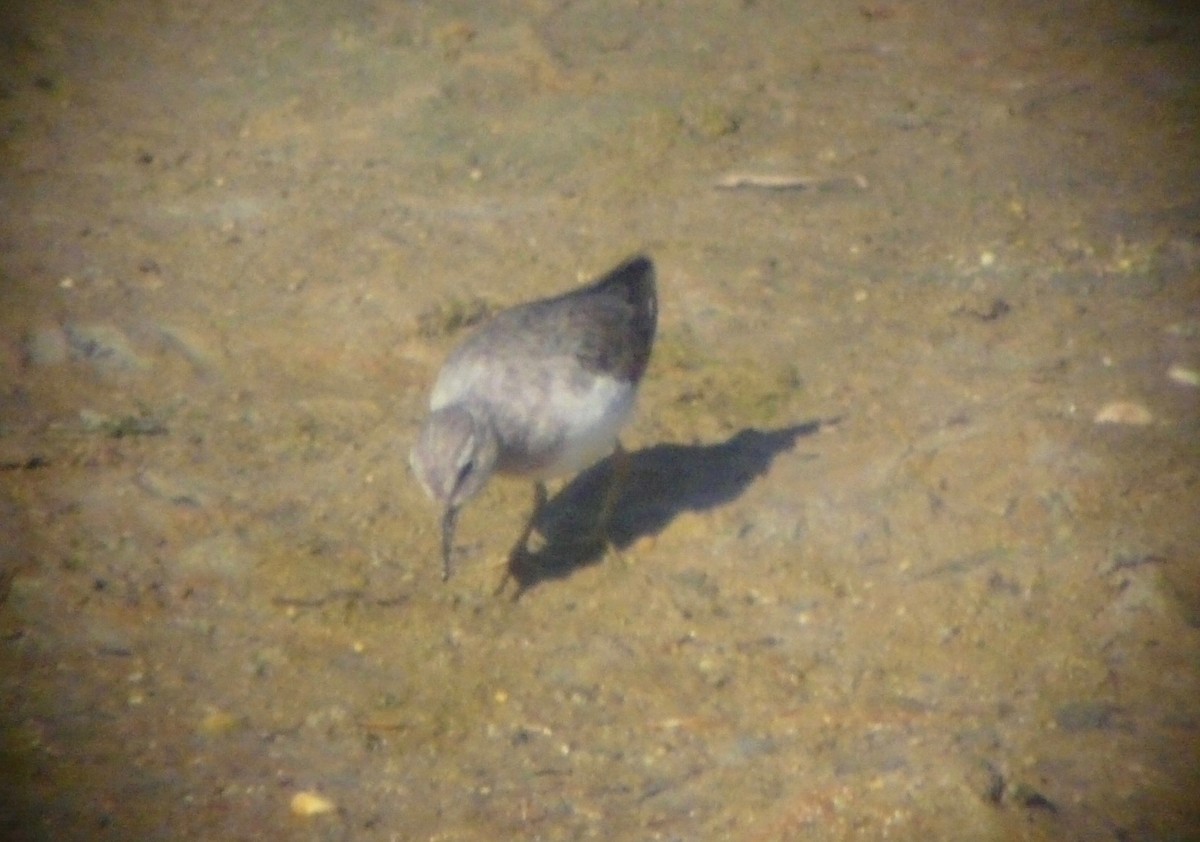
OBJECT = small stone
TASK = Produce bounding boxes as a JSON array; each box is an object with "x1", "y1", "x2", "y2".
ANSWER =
[
  {"x1": 136, "y1": 469, "x2": 207, "y2": 507},
  {"x1": 290, "y1": 790, "x2": 336, "y2": 816},
  {"x1": 1167, "y1": 365, "x2": 1200, "y2": 388},
  {"x1": 79, "y1": 409, "x2": 167, "y2": 437},
  {"x1": 172, "y1": 533, "x2": 255, "y2": 581},
  {"x1": 1165, "y1": 320, "x2": 1200, "y2": 339},
  {"x1": 64, "y1": 323, "x2": 148, "y2": 372},
  {"x1": 1093, "y1": 401, "x2": 1153, "y2": 425},
  {"x1": 199, "y1": 709, "x2": 241, "y2": 735}
]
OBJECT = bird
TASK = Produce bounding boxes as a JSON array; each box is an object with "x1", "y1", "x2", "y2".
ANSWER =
[{"x1": 410, "y1": 254, "x2": 657, "y2": 581}]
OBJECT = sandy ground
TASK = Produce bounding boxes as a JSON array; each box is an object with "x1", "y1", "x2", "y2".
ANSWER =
[{"x1": 2, "y1": 0, "x2": 1199, "y2": 839}]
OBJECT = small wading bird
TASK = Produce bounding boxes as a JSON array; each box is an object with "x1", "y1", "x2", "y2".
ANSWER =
[{"x1": 410, "y1": 255, "x2": 657, "y2": 581}]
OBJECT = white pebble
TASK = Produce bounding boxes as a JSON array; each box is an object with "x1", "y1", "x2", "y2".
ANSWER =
[
  {"x1": 1167, "y1": 365, "x2": 1200, "y2": 388},
  {"x1": 1093, "y1": 401, "x2": 1153, "y2": 425},
  {"x1": 290, "y1": 791, "x2": 336, "y2": 816}
]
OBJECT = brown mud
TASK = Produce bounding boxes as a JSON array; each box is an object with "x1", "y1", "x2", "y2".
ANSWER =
[{"x1": 1, "y1": 1, "x2": 1198, "y2": 839}]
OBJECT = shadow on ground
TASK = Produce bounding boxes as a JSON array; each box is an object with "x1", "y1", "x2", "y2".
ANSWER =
[{"x1": 499, "y1": 419, "x2": 827, "y2": 596}]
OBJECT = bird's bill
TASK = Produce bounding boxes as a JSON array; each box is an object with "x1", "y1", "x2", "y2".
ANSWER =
[{"x1": 441, "y1": 506, "x2": 460, "y2": 581}]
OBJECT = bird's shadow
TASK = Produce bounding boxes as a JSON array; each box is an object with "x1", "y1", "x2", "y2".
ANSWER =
[{"x1": 499, "y1": 419, "x2": 829, "y2": 598}]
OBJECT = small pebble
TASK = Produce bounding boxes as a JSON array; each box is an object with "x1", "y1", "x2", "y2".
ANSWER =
[
  {"x1": 64, "y1": 323, "x2": 148, "y2": 372},
  {"x1": 136, "y1": 469, "x2": 207, "y2": 507},
  {"x1": 1093, "y1": 401, "x2": 1153, "y2": 425},
  {"x1": 172, "y1": 533, "x2": 255, "y2": 581},
  {"x1": 199, "y1": 709, "x2": 240, "y2": 736},
  {"x1": 1167, "y1": 365, "x2": 1200, "y2": 388},
  {"x1": 290, "y1": 790, "x2": 336, "y2": 816}
]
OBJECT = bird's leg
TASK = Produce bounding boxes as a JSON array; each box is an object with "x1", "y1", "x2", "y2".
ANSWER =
[
  {"x1": 592, "y1": 441, "x2": 629, "y2": 551},
  {"x1": 508, "y1": 481, "x2": 548, "y2": 560},
  {"x1": 494, "y1": 481, "x2": 547, "y2": 597}
]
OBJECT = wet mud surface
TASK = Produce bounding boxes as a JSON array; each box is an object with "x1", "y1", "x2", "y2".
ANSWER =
[{"x1": 1, "y1": 1, "x2": 1199, "y2": 839}]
